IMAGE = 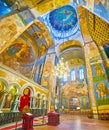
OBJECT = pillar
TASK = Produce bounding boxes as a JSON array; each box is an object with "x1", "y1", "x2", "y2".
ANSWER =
[{"x1": 84, "y1": 44, "x2": 98, "y2": 119}]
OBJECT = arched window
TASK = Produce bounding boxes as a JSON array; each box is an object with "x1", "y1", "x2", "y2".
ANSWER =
[
  {"x1": 71, "y1": 69, "x2": 75, "y2": 81},
  {"x1": 79, "y1": 68, "x2": 84, "y2": 80},
  {"x1": 63, "y1": 74, "x2": 67, "y2": 82}
]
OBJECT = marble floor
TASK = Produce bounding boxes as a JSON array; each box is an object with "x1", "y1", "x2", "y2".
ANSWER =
[{"x1": 33, "y1": 114, "x2": 109, "y2": 130}]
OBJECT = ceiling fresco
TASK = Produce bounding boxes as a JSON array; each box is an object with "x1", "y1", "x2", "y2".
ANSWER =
[
  {"x1": 0, "y1": 20, "x2": 53, "y2": 78},
  {"x1": 49, "y1": 5, "x2": 77, "y2": 32},
  {"x1": 4, "y1": 38, "x2": 36, "y2": 63},
  {"x1": 0, "y1": 0, "x2": 109, "y2": 23},
  {"x1": 0, "y1": 35, "x2": 37, "y2": 78},
  {"x1": 77, "y1": 0, "x2": 109, "y2": 22},
  {"x1": 60, "y1": 48, "x2": 85, "y2": 68},
  {"x1": 0, "y1": 0, "x2": 109, "y2": 83},
  {"x1": 58, "y1": 40, "x2": 82, "y2": 53},
  {"x1": 38, "y1": 3, "x2": 83, "y2": 47},
  {"x1": 34, "y1": 0, "x2": 70, "y2": 14},
  {"x1": 78, "y1": 6, "x2": 92, "y2": 43}
]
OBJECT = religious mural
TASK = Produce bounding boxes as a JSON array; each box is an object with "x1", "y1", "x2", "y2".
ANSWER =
[
  {"x1": 0, "y1": 19, "x2": 53, "y2": 79},
  {"x1": 19, "y1": 9, "x2": 35, "y2": 24},
  {"x1": 95, "y1": 81, "x2": 109, "y2": 105},
  {"x1": 0, "y1": 36, "x2": 37, "y2": 79},
  {"x1": 88, "y1": 42, "x2": 109, "y2": 106},
  {"x1": 77, "y1": 0, "x2": 109, "y2": 22},
  {"x1": 78, "y1": 6, "x2": 92, "y2": 43},
  {"x1": 41, "y1": 61, "x2": 52, "y2": 89},
  {"x1": 80, "y1": 96, "x2": 90, "y2": 109},
  {"x1": 3, "y1": 85, "x2": 17, "y2": 110},
  {"x1": 38, "y1": 3, "x2": 81, "y2": 47},
  {"x1": 0, "y1": 80, "x2": 6, "y2": 107},
  {"x1": 0, "y1": 14, "x2": 24, "y2": 52},
  {"x1": 19, "y1": 88, "x2": 31, "y2": 113}
]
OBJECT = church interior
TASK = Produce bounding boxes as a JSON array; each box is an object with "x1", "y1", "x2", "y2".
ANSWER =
[{"x1": 0, "y1": 0, "x2": 109, "y2": 130}]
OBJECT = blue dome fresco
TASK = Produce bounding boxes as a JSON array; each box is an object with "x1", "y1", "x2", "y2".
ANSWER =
[{"x1": 49, "y1": 5, "x2": 78, "y2": 32}]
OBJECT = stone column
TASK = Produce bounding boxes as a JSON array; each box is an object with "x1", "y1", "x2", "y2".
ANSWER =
[
  {"x1": 84, "y1": 44, "x2": 98, "y2": 119},
  {"x1": 12, "y1": 95, "x2": 20, "y2": 112}
]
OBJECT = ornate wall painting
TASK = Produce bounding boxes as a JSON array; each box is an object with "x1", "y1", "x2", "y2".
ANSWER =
[
  {"x1": 41, "y1": 76, "x2": 49, "y2": 89},
  {"x1": 94, "y1": 81, "x2": 109, "y2": 106},
  {"x1": 26, "y1": 22, "x2": 53, "y2": 55},
  {"x1": 78, "y1": 6, "x2": 92, "y2": 43},
  {"x1": 41, "y1": 60, "x2": 52, "y2": 89},
  {"x1": 77, "y1": 0, "x2": 109, "y2": 22},
  {"x1": 0, "y1": 17, "x2": 17, "y2": 48},
  {"x1": 0, "y1": 14, "x2": 25, "y2": 50},
  {"x1": 0, "y1": 80, "x2": 7, "y2": 107},
  {"x1": 69, "y1": 98, "x2": 79, "y2": 110},
  {"x1": 0, "y1": 35, "x2": 37, "y2": 79},
  {"x1": 34, "y1": 0, "x2": 70, "y2": 14},
  {"x1": 18, "y1": 9, "x2": 35, "y2": 24},
  {"x1": 80, "y1": 96, "x2": 90, "y2": 109},
  {"x1": 88, "y1": 42, "x2": 109, "y2": 105},
  {"x1": 91, "y1": 63, "x2": 107, "y2": 82},
  {"x1": 2, "y1": 85, "x2": 18, "y2": 111}
]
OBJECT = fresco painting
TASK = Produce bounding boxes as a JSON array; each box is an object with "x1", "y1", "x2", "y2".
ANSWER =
[
  {"x1": 94, "y1": 81, "x2": 109, "y2": 106},
  {"x1": 80, "y1": 96, "x2": 90, "y2": 109},
  {"x1": 19, "y1": 9, "x2": 35, "y2": 24},
  {"x1": 0, "y1": 14, "x2": 24, "y2": 50},
  {"x1": 77, "y1": 0, "x2": 109, "y2": 22}
]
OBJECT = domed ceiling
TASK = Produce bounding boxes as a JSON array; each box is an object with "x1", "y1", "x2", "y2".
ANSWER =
[
  {"x1": 38, "y1": 3, "x2": 83, "y2": 47},
  {"x1": 49, "y1": 5, "x2": 77, "y2": 32}
]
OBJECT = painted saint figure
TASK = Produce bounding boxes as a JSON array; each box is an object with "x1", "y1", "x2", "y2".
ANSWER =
[{"x1": 18, "y1": 88, "x2": 30, "y2": 113}]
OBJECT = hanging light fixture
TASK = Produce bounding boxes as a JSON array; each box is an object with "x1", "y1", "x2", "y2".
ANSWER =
[{"x1": 52, "y1": 57, "x2": 70, "y2": 79}]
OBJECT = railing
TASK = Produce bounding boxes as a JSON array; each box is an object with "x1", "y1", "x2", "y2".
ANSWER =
[
  {"x1": 87, "y1": 109, "x2": 109, "y2": 120},
  {"x1": 0, "y1": 109, "x2": 48, "y2": 126},
  {"x1": 0, "y1": 112, "x2": 21, "y2": 126}
]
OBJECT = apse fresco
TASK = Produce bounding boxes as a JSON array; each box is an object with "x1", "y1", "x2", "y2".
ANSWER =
[
  {"x1": 69, "y1": 98, "x2": 79, "y2": 110},
  {"x1": 38, "y1": 3, "x2": 83, "y2": 46}
]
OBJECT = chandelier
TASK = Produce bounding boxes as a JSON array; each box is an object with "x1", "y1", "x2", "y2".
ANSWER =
[{"x1": 53, "y1": 57, "x2": 70, "y2": 79}]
